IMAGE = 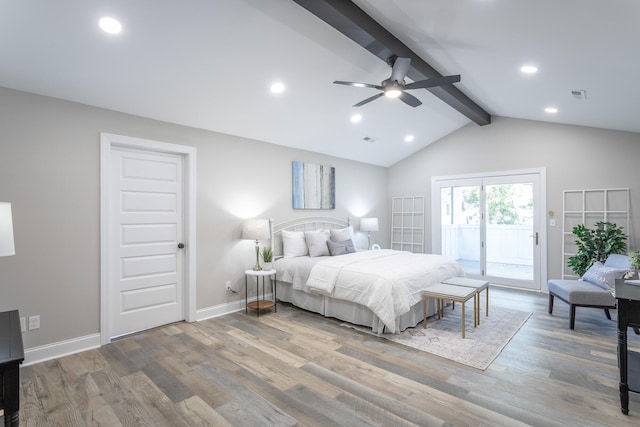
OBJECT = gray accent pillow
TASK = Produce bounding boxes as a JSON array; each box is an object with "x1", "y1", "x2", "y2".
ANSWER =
[
  {"x1": 582, "y1": 261, "x2": 627, "y2": 291},
  {"x1": 327, "y1": 239, "x2": 355, "y2": 256}
]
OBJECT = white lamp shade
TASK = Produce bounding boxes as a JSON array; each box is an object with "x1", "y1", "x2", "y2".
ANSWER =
[
  {"x1": 0, "y1": 202, "x2": 15, "y2": 257},
  {"x1": 242, "y1": 218, "x2": 271, "y2": 240},
  {"x1": 360, "y1": 217, "x2": 379, "y2": 232}
]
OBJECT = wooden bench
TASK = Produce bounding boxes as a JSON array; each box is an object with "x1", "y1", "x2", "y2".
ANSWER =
[{"x1": 422, "y1": 283, "x2": 477, "y2": 338}]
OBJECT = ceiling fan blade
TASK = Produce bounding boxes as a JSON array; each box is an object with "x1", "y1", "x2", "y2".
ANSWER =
[
  {"x1": 390, "y1": 57, "x2": 411, "y2": 83},
  {"x1": 333, "y1": 81, "x2": 382, "y2": 90},
  {"x1": 398, "y1": 91, "x2": 422, "y2": 107},
  {"x1": 353, "y1": 93, "x2": 384, "y2": 107},
  {"x1": 404, "y1": 74, "x2": 461, "y2": 90}
]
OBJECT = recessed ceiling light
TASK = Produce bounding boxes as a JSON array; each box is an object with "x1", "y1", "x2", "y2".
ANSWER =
[
  {"x1": 270, "y1": 82, "x2": 285, "y2": 94},
  {"x1": 520, "y1": 65, "x2": 538, "y2": 74},
  {"x1": 404, "y1": 134, "x2": 414, "y2": 143},
  {"x1": 545, "y1": 107, "x2": 558, "y2": 114},
  {"x1": 99, "y1": 16, "x2": 122, "y2": 34},
  {"x1": 351, "y1": 114, "x2": 362, "y2": 123}
]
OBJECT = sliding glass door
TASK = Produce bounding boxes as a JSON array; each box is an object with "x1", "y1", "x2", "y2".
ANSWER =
[
  {"x1": 439, "y1": 178, "x2": 482, "y2": 276},
  {"x1": 434, "y1": 171, "x2": 543, "y2": 290}
]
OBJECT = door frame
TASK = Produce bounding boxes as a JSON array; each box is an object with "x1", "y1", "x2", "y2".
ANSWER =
[
  {"x1": 431, "y1": 167, "x2": 547, "y2": 292},
  {"x1": 100, "y1": 133, "x2": 197, "y2": 345}
]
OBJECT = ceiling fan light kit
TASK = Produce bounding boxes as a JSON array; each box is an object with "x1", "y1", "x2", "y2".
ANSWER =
[
  {"x1": 384, "y1": 89, "x2": 401, "y2": 98},
  {"x1": 334, "y1": 56, "x2": 460, "y2": 108}
]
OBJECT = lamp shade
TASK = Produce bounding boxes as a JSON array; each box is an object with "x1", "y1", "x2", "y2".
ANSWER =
[
  {"x1": 242, "y1": 218, "x2": 271, "y2": 240},
  {"x1": 0, "y1": 202, "x2": 15, "y2": 257},
  {"x1": 360, "y1": 217, "x2": 379, "y2": 232}
]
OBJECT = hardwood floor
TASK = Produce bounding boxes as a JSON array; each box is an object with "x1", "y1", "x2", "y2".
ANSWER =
[{"x1": 12, "y1": 288, "x2": 640, "y2": 426}]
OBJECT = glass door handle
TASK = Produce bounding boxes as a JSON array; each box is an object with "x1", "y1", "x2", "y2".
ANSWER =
[{"x1": 529, "y1": 232, "x2": 539, "y2": 245}]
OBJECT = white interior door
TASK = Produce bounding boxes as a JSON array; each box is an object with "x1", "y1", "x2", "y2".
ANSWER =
[{"x1": 109, "y1": 147, "x2": 185, "y2": 338}]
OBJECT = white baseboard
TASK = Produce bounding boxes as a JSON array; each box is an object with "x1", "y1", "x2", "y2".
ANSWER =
[
  {"x1": 23, "y1": 333, "x2": 101, "y2": 366},
  {"x1": 195, "y1": 294, "x2": 272, "y2": 321},
  {"x1": 196, "y1": 299, "x2": 246, "y2": 321},
  {"x1": 22, "y1": 299, "x2": 262, "y2": 366}
]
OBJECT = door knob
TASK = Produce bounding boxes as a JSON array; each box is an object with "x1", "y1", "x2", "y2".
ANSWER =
[{"x1": 178, "y1": 243, "x2": 185, "y2": 249}]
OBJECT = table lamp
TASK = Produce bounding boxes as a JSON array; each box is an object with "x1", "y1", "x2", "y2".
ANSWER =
[
  {"x1": 0, "y1": 202, "x2": 15, "y2": 257},
  {"x1": 242, "y1": 218, "x2": 270, "y2": 270},
  {"x1": 360, "y1": 217, "x2": 379, "y2": 250}
]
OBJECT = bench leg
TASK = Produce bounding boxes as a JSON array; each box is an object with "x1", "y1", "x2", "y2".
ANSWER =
[
  {"x1": 604, "y1": 308, "x2": 611, "y2": 320},
  {"x1": 548, "y1": 293, "x2": 554, "y2": 314},
  {"x1": 461, "y1": 301, "x2": 465, "y2": 339},
  {"x1": 474, "y1": 294, "x2": 478, "y2": 327},
  {"x1": 486, "y1": 287, "x2": 489, "y2": 317},
  {"x1": 570, "y1": 304, "x2": 576, "y2": 330},
  {"x1": 423, "y1": 295, "x2": 427, "y2": 329}
]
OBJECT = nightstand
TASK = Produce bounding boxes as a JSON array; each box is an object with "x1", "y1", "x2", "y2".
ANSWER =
[{"x1": 245, "y1": 269, "x2": 277, "y2": 317}]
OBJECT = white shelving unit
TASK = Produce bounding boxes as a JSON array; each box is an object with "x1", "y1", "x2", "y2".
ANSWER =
[
  {"x1": 391, "y1": 196, "x2": 425, "y2": 253},
  {"x1": 562, "y1": 188, "x2": 629, "y2": 279}
]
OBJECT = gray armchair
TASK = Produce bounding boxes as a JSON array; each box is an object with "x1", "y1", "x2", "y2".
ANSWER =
[{"x1": 548, "y1": 254, "x2": 631, "y2": 329}]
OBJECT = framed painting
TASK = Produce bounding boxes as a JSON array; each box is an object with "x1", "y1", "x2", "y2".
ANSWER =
[{"x1": 292, "y1": 161, "x2": 335, "y2": 209}]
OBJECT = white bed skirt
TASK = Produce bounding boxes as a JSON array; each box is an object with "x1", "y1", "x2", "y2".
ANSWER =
[{"x1": 276, "y1": 280, "x2": 435, "y2": 333}]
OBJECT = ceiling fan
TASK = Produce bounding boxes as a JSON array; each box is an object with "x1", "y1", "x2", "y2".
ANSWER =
[{"x1": 334, "y1": 55, "x2": 461, "y2": 108}]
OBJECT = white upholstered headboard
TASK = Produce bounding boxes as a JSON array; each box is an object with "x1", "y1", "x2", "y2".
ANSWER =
[{"x1": 271, "y1": 216, "x2": 351, "y2": 258}]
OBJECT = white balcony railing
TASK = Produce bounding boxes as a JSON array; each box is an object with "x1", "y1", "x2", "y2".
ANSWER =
[{"x1": 442, "y1": 224, "x2": 533, "y2": 266}]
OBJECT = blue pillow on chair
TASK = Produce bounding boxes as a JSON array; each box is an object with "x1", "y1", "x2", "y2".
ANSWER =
[{"x1": 581, "y1": 262, "x2": 627, "y2": 291}]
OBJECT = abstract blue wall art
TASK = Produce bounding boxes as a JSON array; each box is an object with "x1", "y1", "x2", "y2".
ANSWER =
[{"x1": 292, "y1": 161, "x2": 335, "y2": 209}]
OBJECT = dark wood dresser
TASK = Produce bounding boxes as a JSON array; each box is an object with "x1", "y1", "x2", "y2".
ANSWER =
[
  {"x1": 0, "y1": 310, "x2": 24, "y2": 426},
  {"x1": 616, "y1": 279, "x2": 640, "y2": 415}
]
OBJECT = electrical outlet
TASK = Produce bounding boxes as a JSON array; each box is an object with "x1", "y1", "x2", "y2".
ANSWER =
[
  {"x1": 225, "y1": 280, "x2": 232, "y2": 291},
  {"x1": 20, "y1": 317, "x2": 26, "y2": 332},
  {"x1": 29, "y1": 315, "x2": 40, "y2": 330}
]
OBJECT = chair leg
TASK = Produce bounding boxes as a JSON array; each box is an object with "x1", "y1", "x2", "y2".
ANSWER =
[
  {"x1": 548, "y1": 293, "x2": 554, "y2": 314},
  {"x1": 604, "y1": 308, "x2": 612, "y2": 320},
  {"x1": 570, "y1": 304, "x2": 576, "y2": 330}
]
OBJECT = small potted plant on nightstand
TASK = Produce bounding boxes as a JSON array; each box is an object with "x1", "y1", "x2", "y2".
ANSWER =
[
  {"x1": 261, "y1": 246, "x2": 274, "y2": 271},
  {"x1": 628, "y1": 250, "x2": 640, "y2": 279}
]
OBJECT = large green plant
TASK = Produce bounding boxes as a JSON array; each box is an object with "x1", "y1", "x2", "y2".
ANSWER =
[{"x1": 567, "y1": 221, "x2": 627, "y2": 277}]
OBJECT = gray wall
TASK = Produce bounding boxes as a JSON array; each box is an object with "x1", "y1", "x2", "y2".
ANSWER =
[
  {"x1": 0, "y1": 87, "x2": 388, "y2": 348},
  {"x1": 388, "y1": 116, "x2": 640, "y2": 283},
  {"x1": 4, "y1": 84, "x2": 640, "y2": 351}
]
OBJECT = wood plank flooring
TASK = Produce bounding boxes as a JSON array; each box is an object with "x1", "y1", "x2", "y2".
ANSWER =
[{"x1": 10, "y1": 288, "x2": 640, "y2": 426}]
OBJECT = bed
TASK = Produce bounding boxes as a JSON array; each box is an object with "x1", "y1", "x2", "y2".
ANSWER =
[{"x1": 271, "y1": 217, "x2": 464, "y2": 333}]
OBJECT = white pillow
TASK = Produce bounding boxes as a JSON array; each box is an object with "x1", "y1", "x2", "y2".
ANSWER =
[
  {"x1": 304, "y1": 230, "x2": 330, "y2": 257},
  {"x1": 330, "y1": 226, "x2": 355, "y2": 243},
  {"x1": 282, "y1": 230, "x2": 308, "y2": 258}
]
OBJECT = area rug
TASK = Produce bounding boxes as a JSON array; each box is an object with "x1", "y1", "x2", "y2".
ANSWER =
[{"x1": 342, "y1": 305, "x2": 531, "y2": 370}]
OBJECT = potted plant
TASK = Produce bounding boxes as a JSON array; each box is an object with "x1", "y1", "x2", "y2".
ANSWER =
[
  {"x1": 567, "y1": 221, "x2": 627, "y2": 277},
  {"x1": 261, "y1": 246, "x2": 274, "y2": 271},
  {"x1": 628, "y1": 250, "x2": 640, "y2": 278}
]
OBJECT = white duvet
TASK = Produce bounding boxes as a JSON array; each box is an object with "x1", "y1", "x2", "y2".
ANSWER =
[{"x1": 306, "y1": 249, "x2": 464, "y2": 333}]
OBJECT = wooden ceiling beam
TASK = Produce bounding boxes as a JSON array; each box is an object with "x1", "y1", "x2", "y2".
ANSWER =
[{"x1": 292, "y1": 0, "x2": 491, "y2": 126}]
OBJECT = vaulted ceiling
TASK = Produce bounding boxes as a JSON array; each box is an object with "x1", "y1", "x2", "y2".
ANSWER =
[{"x1": 1, "y1": 0, "x2": 638, "y2": 166}]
